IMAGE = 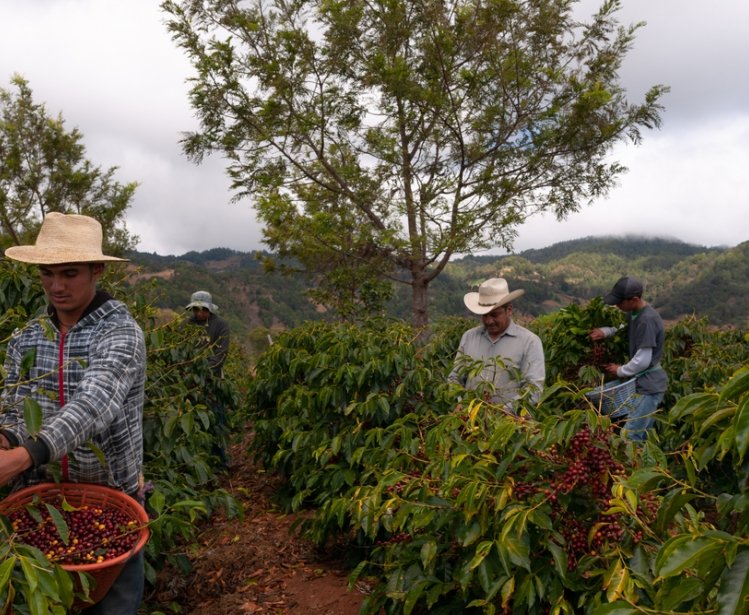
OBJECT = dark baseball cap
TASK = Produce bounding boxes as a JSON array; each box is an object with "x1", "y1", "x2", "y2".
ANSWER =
[{"x1": 604, "y1": 276, "x2": 644, "y2": 305}]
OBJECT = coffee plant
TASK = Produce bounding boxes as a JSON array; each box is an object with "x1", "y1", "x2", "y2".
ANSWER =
[
  {"x1": 660, "y1": 315, "x2": 749, "y2": 406},
  {"x1": 0, "y1": 268, "x2": 246, "y2": 612},
  {"x1": 304, "y1": 403, "x2": 652, "y2": 614},
  {"x1": 247, "y1": 318, "x2": 455, "y2": 512},
  {"x1": 539, "y1": 298, "x2": 627, "y2": 389},
  {"x1": 140, "y1": 314, "x2": 244, "y2": 581},
  {"x1": 248, "y1": 310, "x2": 749, "y2": 614}
]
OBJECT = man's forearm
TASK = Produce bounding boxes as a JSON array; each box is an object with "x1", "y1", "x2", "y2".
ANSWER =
[{"x1": 0, "y1": 447, "x2": 33, "y2": 486}]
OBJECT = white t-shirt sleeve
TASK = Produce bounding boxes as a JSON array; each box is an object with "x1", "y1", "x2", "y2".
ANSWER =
[{"x1": 617, "y1": 346, "x2": 652, "y2": 377}]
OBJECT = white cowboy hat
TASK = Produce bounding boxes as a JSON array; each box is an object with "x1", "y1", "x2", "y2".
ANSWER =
[
  {"x1": 4, "y1": 212, "x2": 127, "y2": 264},
  {"x1": 463, "y1": 277, "x2": 525, "y2": 315},
  {"x1": 186, "y1": 290, "x2": 219, "y2": 313}
]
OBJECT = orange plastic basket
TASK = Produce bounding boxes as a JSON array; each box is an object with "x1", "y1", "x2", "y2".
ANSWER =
[{"x1": 0, "y1": 482, "x2": 149, "y2": 605}]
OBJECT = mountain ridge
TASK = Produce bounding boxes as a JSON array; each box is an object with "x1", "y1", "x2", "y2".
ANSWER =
[{"x1": 126, "y1": 235, "x2": 747, "y2": 352}]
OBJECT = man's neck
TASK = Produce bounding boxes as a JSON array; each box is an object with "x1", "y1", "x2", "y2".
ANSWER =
[{"x1": 51, "y1": 290, "x2": 100, "y2": 328}]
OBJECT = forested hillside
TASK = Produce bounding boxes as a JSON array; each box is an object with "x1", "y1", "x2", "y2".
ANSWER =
[{"x1": 126, "y1": 235, "x2": 747, "y2": 353}]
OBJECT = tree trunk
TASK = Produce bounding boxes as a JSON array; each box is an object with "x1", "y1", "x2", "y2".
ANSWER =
[{"x1": 411, "y1": 275, "x2": 429, "y2": 330}]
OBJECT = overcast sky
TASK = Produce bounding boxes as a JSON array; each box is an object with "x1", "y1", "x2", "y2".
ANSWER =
[{"x1": 1, "y1": 0, "x2": 747, "y2": 256}]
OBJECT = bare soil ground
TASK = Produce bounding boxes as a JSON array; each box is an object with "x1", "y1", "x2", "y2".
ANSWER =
[{"x1": 148, "y1": 433, "x2": 368, "y2": 614}]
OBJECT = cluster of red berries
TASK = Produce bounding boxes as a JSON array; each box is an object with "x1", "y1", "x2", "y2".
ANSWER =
[
  {"x1": 638, "y1": 491, "x2": 659, "y2": 521},
  {"x1": 513, "y1": 481, "x2": 538, "y2": 500},
  {"x1": 375, "y1": 532, "x2": 412, "y2": 547},
  {"x1": 514, "y1": 427, "x2": 652, "y2": 571},
  {"x1": 7, "y1": 499, "x2": 140, "y2": 565},
  {"x1": 590, "y1": 342, "x2": 606, "y2": 366},
  {"x1": 385, "y1": 482, "x2": 406, "y2": 495},
  {"x1": 384, "y1": 470, "x2": 423, "y2": 495}
]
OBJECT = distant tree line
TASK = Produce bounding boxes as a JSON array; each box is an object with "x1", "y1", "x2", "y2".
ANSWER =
[{"x1": 125, "y1": 236, "x2": 748, "y2": 356}]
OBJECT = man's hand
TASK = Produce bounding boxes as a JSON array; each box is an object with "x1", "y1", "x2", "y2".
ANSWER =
[
  {"x1": 0, "y1": 447, "x2": 33, "y2": 487},
  {"x1": 0, "y1": 434, "x2": 10, "y2": 450},
  {"x1": 603, "y1": 363, "x2": 620, "y2": 377},
  {"x1": 590, "y1": 328, "x2": 605, "y2": 342}
]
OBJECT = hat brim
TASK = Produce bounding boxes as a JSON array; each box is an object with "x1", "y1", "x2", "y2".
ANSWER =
[
  {"x1": 464, "y1": 289, "x2": 525, "y2": 314},
  {"x1": 4, "y1": 246, "x2": 127, "y2": 264},
  {"x1": 186, "y1": 301, "x2": 217, "y2": 312},
  {"x1": 603, "y1": 292, "x2": 622, "y2": 306}
]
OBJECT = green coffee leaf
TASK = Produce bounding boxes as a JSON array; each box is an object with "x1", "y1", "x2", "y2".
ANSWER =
[
  {"x1": 734, "y1": 394, "x2": 749, "y2": 462},
  {"x1": 23, "y1": 397, "x2": 43, "y2": 436},
  {"x1": 655, "y1": 535, "x2": 724, "y2": 579},
  {"x1": 716, "y1": 548, "x2": 749, "y2": 615},
  {"x1": 45, "y1": 503, "x2": 69, "y2": 546}
]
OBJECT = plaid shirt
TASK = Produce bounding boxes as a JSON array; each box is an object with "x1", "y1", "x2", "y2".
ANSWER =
[{"x1": 0, "y1": 295, "x2": 146, "y2": 495}]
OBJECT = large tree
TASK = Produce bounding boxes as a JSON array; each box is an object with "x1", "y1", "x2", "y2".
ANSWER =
[
  {"x1": 163, "y1": 0, "x2": 667, "y2": 327},
  {"x1": 0, "y1": 75, "x2": 138, "y2": 255}
]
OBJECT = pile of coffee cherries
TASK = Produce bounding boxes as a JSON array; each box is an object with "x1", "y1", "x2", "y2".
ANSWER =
[{"x1": 6, "y1": 496, "x2": 140, "y2": 565}]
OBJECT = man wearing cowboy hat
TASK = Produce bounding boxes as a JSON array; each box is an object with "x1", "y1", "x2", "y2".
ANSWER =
[
  {"x1": 448, "y1": 277, "x2": 545, "y2": 411},
  {"x1": 0, "y1": 212, "x2": 146, "y2": 614}
]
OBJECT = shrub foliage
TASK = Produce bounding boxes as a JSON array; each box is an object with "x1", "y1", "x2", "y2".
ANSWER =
[
  {"x1": 248, "y1": 305, "x2": 749, "y2": 614},
  {"x1": 2, "y1": 266, "x2": 749, "y2": 613}
]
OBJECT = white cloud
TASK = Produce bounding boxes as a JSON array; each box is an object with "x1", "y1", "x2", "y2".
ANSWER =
[
  {"x1": 1, "y1": 0, "x2": 747, "y2": 255},
  {"x1": 513, "y1": 114, "x2": 749, "y2": 252}
]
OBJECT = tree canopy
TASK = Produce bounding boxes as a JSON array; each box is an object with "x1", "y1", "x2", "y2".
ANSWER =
[
  {"x1": 163, "y1": 0, "x2": 667, "y2": 326},
  {"x1": 0, "y1": 74, "x2": 138, "y2": 255}
]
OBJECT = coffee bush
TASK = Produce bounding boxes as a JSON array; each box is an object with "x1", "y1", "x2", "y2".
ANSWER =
[{"x1": 248, "y1": 306, "x2": 749, "y2": 614}]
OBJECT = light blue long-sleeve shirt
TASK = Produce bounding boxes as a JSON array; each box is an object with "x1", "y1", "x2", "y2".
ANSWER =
[{"x1": 448, "y1": 321, "x2": 545, "y2": 406}]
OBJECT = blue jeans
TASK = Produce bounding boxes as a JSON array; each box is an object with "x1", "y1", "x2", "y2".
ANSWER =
[
  {"x1": 80, "y1": 549, "x2": 144, "y2": 615},
  {"x1": 621, "y1": 391, "x2": 664, "y2": 441}
]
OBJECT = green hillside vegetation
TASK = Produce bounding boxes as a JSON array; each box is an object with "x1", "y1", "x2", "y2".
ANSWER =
[
  {"x1": 125, "y1": 236, "x2": 748, "y2": 355},
  {"x1": 3, "y1": 236, "x2": 749, "y2": 614},
  {"x1": 517, "y1": 234, "x2": 716, "y2": 264}
]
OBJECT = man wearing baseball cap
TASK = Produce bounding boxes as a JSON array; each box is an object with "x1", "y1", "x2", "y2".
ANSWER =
[
  {"x1": 448, "y1": 277, "x2": 545, "y2": 413},
  {"x1": 590, "y1": 275, "x2": 668, "y2": 440}
]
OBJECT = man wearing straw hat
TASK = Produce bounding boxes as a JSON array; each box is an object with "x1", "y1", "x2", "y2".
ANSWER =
[
  {"x1": 590, "y1": 275, "x2": 667, "y2": 441},
  {"x1": 448, "y1": 277, "x2": 545, "y2": 413},
  {"x1": 0, "y1": 212, "x2": 146, "y2": 614}
]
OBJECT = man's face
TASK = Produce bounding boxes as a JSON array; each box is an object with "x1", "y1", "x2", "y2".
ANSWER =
[
  {"x1": 38, "y1": 263, "x2": 102, "y2": 320},
  {"x1": 192, "y1": 306, "x2": 210, "y2": 322},
  {"x1": 615, "y1": 296, "x2": 637, "y2": 313},
  {"x1": 482, "y1": 304, "x2": 512, "y2": 339}
]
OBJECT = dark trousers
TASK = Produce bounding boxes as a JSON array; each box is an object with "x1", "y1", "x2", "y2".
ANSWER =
[{"x1": 80, "y1": 549, "x2": 144, "y2": 615}]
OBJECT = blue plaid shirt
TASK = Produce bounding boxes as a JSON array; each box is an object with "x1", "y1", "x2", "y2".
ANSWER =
[{"x1": 0, "y1": 294, "x2": 146, "y2": 495}]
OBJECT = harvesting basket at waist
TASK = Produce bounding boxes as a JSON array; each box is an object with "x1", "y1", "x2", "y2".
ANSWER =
[
  {"x1": 0, "y1": 482, "x2": 149, "y2": 606},
  {"x1": 584, "y1": 378, "x2": 637, "y2": 416}
]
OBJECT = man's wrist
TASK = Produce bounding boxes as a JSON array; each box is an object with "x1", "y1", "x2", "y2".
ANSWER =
[
  {"x1": 0, "y1": 446, "x2": 33, "y2": 486},
  {"x1": 14, "y1": 447, "x2": 33, "y2": 472}
]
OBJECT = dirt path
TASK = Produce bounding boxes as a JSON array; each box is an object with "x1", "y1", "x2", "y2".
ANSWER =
[{"x1": 148, "y1": 434, "x2": 368, "y2": 614}]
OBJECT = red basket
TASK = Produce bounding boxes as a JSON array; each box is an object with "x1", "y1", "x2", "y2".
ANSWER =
[{"x1": 0, "y1": 482, "x2": 149, "y2": 605}]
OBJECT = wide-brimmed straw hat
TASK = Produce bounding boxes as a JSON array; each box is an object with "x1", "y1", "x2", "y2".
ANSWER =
[
  {"x1": 464, "y1": 277, "x2": 525, "y2": 315},
  {"x1": 186, "y1": 290, "x2": 219, "y2": 313},
  {"x1": 4, "y1": 212, "x2": 127, "y2": 265}
]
